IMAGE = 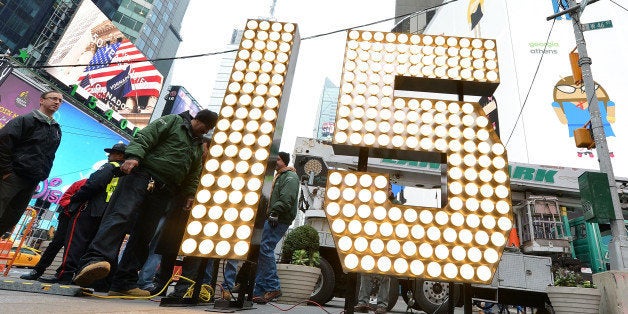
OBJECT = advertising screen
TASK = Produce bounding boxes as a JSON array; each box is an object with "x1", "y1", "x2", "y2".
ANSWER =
[
  {"x1": 424, "y1": 0, "x2": 628, "y2": 177},
  {"x1": 0, "y1": 73, "x2": 45, "y2": 129},
  {"x1": 45, "y1": 0, "x2": 163, "y2": 129},
  {"x1": 162, "y1": 85, "x2": 202, "y2": 116}
]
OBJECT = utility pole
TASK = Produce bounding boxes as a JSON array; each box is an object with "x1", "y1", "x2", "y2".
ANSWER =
[{"x1": 548, "y1": 0, "x2": 628, "y2": 270}]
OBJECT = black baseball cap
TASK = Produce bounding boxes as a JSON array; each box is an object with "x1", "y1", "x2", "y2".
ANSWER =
[{"x1": 104, "y1": 143, "x2": 127, "y2": 153}]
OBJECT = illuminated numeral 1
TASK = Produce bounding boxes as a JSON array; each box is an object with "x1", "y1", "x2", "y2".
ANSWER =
[{"x1": 181, "y1": 20, "x2": 300, "y2": 259}]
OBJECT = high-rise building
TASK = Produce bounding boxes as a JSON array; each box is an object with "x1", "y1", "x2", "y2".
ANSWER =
[
  {"x1": 4, "y1": 0, "x2": 187, "y2": 77},
  {"x1": 392, "y1": 0, "x2": 443, "y2": 34},
  {"x1": 313, "y1": 78, "x2": 339, "y2": 141},
  {"x1": 0, "y1": 0, "x2": 56, "y2": 54},
  {"x1": 207, "y1": 29, "x2": 243, "y2": 113}
]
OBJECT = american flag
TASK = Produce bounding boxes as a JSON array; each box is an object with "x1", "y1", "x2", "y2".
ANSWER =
[{"x1": 77, "y1": 39, "x2": 162, "y2": 102}]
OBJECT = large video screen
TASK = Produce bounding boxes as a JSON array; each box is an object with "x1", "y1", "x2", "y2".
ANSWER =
[
  {"x1": 0, "y1": 71, "x2": 129, "y2": 230},
  {"x1": 45, "y1": 0, "x2": 163, "y2": 129},
  {"x1": 0, "y1": 73, "x2": 45, "y2": 128},
  {"x1": 162, "y1": 86, "x2": 202, "y2": 116}
]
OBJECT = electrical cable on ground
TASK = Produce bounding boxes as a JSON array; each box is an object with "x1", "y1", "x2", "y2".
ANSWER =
[
  {"x1": 13, "y1": 0, "x2": 460, "y2": 70},
  {"x1": 505, "y1": 18, "x2": 556, "y2": 148},
  {"x1": 82, "y1": 272, "x2": 336, "y2": 313}
]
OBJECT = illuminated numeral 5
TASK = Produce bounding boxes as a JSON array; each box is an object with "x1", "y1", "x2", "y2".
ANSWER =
[
  {"x1": 181, "y1": 20, "x2": 300, "y2": 259},
  {"x1": 325, "y1": 30, "x2": 511, "y2": 283}
]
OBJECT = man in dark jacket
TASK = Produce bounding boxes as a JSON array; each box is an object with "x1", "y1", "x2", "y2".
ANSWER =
[
  {"x1": 252, "y1": 151, "x2": 299, "y2": 303},
  {"x1": 72, "y1": 110, "x2": 217, "y2": 297},
  {"x1": 38, "y1": 143, "x2": 126, "y2": 284},
  {"x1": 0, "y1": 90, "x2": 62, "y2": 235}
]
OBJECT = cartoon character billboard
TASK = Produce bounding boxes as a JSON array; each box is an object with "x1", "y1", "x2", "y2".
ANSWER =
[{"x1": 424, "y1": 0, "x2": 627, "y2": 176}]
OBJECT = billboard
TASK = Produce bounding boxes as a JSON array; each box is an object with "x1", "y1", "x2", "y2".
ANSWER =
[
  {"x1": 162, "y1": 85, "x2": 202, "y2": 117},
  {"x1": 45, "y1": 0, "x2": 163, "y2": 129},
  {"x1": 424, "y1": 0, "x2": 628, "y2": 177},
  {"x1": 0, "y1": 73, "x2": 44, "y2": 129},
  {"x1": 0, "y1": 71, "x2": 129, "y2": 228}
]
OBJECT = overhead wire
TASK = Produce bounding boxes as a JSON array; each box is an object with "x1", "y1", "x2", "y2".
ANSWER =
[
  {"x1": 609, "y1": 0, "x2": 628, "y2": 12},
  {"x1": 13, "y1": 0, "x2": 461, "y2": 70},
  {"x1": 504, "y1": 18, "x2": 556, "y2": 147}
]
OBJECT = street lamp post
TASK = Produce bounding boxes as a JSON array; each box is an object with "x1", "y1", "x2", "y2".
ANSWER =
[{"x1": 548, "y1": 0, "x2": 628, "y2": 270}]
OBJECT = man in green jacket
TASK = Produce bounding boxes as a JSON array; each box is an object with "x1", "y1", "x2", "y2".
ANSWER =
[
  {"x1": 252, "y1": 151, "x2": 299, "y2": 303},
  {"x1": 72, "y1": 110, "x2": 217, "y2": 297}
]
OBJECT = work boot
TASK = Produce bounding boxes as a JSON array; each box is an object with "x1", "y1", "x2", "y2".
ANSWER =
[
  {"x1": 353, "y1": 303, "x2": 371, "y2": 313},
  {"x1": 20, "y1": 269, "x2": 43, "y2": 280},
  {"x1": 222, "y1": 289, "x2": 232, "y2": 300},
  {"x1": 252, "y1": 295, "x2": 267, "y2": 304},
  {"x1": 263, "y1": 290, "x2": 282, "y2": 302},
  {"x1": 375, "y1": 305, "x2": 387, "y2": 314},
  {"x1": 72, "y1": 261, "x2": 110, "y2": 287},
  {"x1": 38, "y1": 275, "x2": 73, "y2": 285},
  {"x1": 108, "y1": 287, "x2": 151, "y2": 297}
]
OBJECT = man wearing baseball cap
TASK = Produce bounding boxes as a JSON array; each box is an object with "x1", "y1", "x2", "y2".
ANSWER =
[
  {"x1": 73, "y1": 109, "x2": 217, "y2": 297},
  {"x1": 37, "y1": 143, "x2": 127, "y2": 285}
]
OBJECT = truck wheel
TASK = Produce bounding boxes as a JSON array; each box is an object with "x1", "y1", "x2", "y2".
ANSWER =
[
  {"x1": 309, "y1": 257, "x2": 335, "y2": 305},
  {"x1": 401, "y1": 279, "x2": 459, "y2": 314},
  {"x1": 387, "y1": 277, "x2": 398, "y2": 311}
]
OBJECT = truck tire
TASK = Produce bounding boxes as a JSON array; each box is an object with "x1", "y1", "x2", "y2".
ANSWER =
[
  {"x1": 309, "y1": 257, "x2": 335, "y2": 305},
  {"x1": 401, "y1": 279, "x2": 460, "y2": 314}
]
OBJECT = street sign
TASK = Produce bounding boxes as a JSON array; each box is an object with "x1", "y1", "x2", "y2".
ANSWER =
[{"x1": 582, "y1": 20, "x2": 613, "y2": 31}]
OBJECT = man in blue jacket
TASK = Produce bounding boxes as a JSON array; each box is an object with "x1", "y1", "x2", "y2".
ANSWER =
[
  {"x1": 0, "y1": 91, "x2": 62, "y2": 235},
  {"x1": 72, "y1": 110, "x2": 217, "y2": 297}
]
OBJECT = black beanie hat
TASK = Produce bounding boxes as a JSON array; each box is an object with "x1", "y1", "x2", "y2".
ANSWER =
[
  {"x1": 278, "y1": 151, "x2": 290, "y2": 165},
  {"x1": 194, "y1": 109, "x2": 218, "y2": 129}
]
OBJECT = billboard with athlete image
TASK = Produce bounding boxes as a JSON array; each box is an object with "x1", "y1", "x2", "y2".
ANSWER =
[{"x1": 45, "y1": 0, "x2": 163, "y2": 129}]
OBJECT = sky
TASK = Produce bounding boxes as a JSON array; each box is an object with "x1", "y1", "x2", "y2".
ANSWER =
[{"x1": 169, "y1": 0, "x2": 396, "y2": 154}]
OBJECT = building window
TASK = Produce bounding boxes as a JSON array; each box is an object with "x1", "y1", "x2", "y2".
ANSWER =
[{"x1": 136, "y1": 37, "x2": 145, "y2": 50}]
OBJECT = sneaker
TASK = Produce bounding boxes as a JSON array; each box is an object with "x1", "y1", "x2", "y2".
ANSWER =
[
  {"x1": 353, "y1": 303, "x2": 371, "y2": 313},
  {"x1": 108, "y1": 287, "x2": 151, "y2": 297},
  {"x1": 73, "y1": 261, "x2": 110, "y2": 287},
  {"x1": 375, "y1": 305, "x2": 387, "y2": 314},
  {"x1": 20, "y1": 269, "x2": 43, "y2": 280},
  {"x1": 263, "y1": 290, "x2": 282, "y2": 302}
]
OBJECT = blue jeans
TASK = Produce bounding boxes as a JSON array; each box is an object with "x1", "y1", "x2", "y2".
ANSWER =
[
  {"x1": 137, "y1": 216, "x2": 166, "y2": 290},
  {"x1": 221, "y1": 259, "x2": 239, "y2": 290},
  {"x1": 137, "y1": 253, "x2": 161, "y2": 290},
  {"x1": 253, "y1": 221, "x2": 289, "y2": 296}
]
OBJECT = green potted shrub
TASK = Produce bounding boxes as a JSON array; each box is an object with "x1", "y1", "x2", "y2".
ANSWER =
[
  {"x1": 276, "y1": 225, "x2": 321, "y2": 304},
  {"x1": 546, "y1": 268, "x2": 600, "y2": 314}
]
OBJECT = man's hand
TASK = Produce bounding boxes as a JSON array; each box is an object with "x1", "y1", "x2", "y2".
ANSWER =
[
  {"x1": 184, "y1": 197, "x2": 194, "y2": 211},
  {"x1": 120, "y1": 159, "x2": 139, "y2": 174},
  {"x1": 268, "y1": 213, "x2": 279, "y2": 228}
]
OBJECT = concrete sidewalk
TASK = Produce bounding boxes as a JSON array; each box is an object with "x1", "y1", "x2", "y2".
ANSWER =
[{"x1": 0, "y1": 289, "x2": 420, "y2": 314}]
